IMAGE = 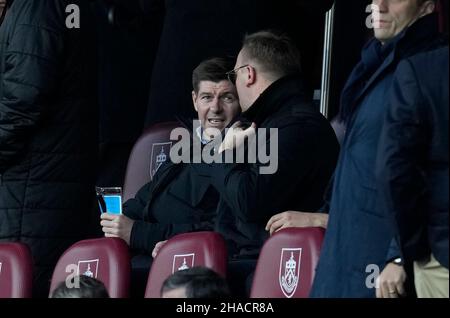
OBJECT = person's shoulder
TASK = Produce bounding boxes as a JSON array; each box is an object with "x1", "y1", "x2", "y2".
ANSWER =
[
  {"x1": 11, "y1": 0, "x2": 67, "y2": 31},
  {"x1": 396, "y1": 45, "x2": 449, "y2": 81},
  {"x1": 407, "y1": 45, "x2": 448, "y2": 66}
]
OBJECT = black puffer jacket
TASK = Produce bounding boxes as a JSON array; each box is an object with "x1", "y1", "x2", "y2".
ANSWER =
[{"x1": 0, "y1": 0, "x2": 97, "y2": 296}]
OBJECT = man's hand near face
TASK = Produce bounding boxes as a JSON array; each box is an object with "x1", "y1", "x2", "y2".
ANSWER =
[{"x1": 218, "y1": 121, "x2": 256, "y2": 153}]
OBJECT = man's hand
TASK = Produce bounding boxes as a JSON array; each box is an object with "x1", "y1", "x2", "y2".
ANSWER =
[
  {"x1": 376, "y1": 262, "x2": 407, "y2": 298},
  {"x1": 265, "y1": 211, "x2": 328, "y2": 235},
  {"x1": 152, "y1": 240, "x2": 168, "y2": 258},
  {"x1": 100, "y1": 213, "x2": 135, "y2": 246},
  {"x1": 218, "y1": 121, "x2": 256, "y2": 153}
]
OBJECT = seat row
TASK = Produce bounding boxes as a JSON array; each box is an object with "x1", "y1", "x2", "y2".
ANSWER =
[{"x1": 0, "y1": 227, "x2": 324, "y2": 298}]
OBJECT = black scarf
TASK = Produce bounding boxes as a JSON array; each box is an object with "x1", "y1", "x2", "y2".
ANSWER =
[{"x1": 241, "y1": 73, "x2": 306, "y2": 127}]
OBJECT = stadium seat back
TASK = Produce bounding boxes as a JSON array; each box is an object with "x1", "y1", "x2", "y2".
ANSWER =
[
  {"x1": 145, "y1": 231, "x2": 227, "y2": 298},
  {"x1": 0, "y1": 242, "x2": 33, "y2": 298},
  {"x1": 49, "y1": 238, "x2": 130, "y2": 298},
  {"x1": 123, "y1": 121, "x2": 180, "y2": 202},
  {"x1": 250, "y1": 227, "x2": 325, "y2": 298}
]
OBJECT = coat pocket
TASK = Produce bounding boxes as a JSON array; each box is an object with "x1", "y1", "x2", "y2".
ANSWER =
[{"x1": 355, "y1": 184, "x2": 384, "y2": 218}]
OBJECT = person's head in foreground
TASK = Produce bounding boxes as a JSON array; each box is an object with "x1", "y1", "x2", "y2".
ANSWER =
[
  {"x1": 51, "y1": 275, "x2": 110, "y2": 298},
  {"x1": 160, "y1": 266, "x2": 230, "y2": 298}
]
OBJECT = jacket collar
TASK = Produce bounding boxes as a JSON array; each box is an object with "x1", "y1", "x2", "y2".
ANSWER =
[
  {"x1": 340, "y1": 13, "x2": 442, "y2": 123},
  {"x1": 363, "y1": 12, "x2": 440, "y2": 92},
  {"x1": 242, "y1": 73, "x2": 306, "y2": 126}
]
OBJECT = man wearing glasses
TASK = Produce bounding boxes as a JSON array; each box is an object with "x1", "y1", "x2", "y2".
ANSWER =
[{"x1": 190, "y1": 30, "x2": 339, "y2": 296}]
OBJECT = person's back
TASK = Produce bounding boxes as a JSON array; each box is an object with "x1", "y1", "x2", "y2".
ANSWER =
[{"x1": 0, "y1": 0, "x2": 97, "y2": 297}]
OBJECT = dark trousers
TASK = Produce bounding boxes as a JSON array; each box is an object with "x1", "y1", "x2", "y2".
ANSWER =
[
  {"x1": 227, "y1": 259, "x2": 257, "y2": 298},
  {"x1": 130, "y1": 254, "x2": 153, "y2": 298}
]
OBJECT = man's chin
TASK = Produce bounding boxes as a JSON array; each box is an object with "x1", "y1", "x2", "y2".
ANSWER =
[
  {"x1": 374, "y1": 30, "x2": 394, "y2": 43},
  {"x1": 203, "y1": 126, "x2": 223, "y2": 140}
]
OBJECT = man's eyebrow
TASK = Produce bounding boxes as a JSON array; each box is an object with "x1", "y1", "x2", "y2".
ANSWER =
[
  {"x1": 219, "y1": 91, "x2": 236, "y2": 96},
  {"x1": 218, "y1": 89, "x2": 235, "y2": 94}
]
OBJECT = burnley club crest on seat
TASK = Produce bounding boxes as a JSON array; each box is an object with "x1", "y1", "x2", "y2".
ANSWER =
[
  {"x1": 77, "y1": 259, "x2": 99, "y2": 278},
  {"x1": 172, "y1": 253, "x2": 195, "y2": 273},
  {"x1": 279, "y1": 248, "x2": 302, "y2": 298},
  {"x1": 150, "y1": 142, "x2": 172, "y2": 177}
]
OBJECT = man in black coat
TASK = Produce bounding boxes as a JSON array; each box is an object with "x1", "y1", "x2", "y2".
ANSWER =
[
  {"x1": 0, "y1": 0, "x2": 97, "y2": 297},
  {"x1": 376, "y1": 46, "x2": 449, "y2": 298},
  {"x1": 190, "y1": 31, "x2": 339, "y2": 295},
  {"x1": 100, "y1": 57, "x2": 241, "y2": 297}
]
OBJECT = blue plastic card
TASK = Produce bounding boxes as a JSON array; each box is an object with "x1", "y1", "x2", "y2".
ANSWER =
[
  {"x1": 98, "y1": 195, "x2": 122, "y2": 214},
  {"x1": 96, "y1": 186, "x2": 122, "y2": 215},
  {"x1": 104, "y1": 195, "x2": 122, "y2": 214}
]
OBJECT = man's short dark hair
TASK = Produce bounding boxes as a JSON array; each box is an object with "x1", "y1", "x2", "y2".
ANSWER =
[
  {"x1": 51, "y1": 275, "x2": 110, "y2": 298},
  {"x1": 241, "y1": 30, "x2": 302, "y2": 80},
  {"x1": 160, "y1": 266, "x2": 230, "y2": 298},
  {"x1": 192, "y1": 57, "x2": 235, "y2": 93}
]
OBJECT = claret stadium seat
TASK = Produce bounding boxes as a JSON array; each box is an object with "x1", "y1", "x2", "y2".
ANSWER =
[
  {"x1": 49, "y1": 238, "x2": 130, "y2": 298},
  {"x1": 144, "y1": 231, "x2": 227, "y2": 298},
  {"x1": 123, "y1": 121, "x2": 180, "y2": 202},
  {"x1": 250, "y1": 227, "x2": 325, "y2": 298},
  {"x1": 0, "y1": 242, "x2": 33, "y2": 298}
]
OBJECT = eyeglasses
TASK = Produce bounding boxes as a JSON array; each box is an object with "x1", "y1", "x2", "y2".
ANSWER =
[{"x1": 226, "y1": 65, "x2": 249, "y2": 83}]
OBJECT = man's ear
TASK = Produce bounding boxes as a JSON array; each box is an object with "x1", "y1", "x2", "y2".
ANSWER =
[
  {"x1": 246, "y1": 65, "x2": 257, "y2": 87},
  {"x1": 192, "y1": 91, "x2": 198, "y2": 112},
  {"x1": 419, "y1": 0, "x2": 436, "y2": 17}
]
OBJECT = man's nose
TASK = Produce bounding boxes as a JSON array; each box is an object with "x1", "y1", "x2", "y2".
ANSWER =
[
  {"x1": 209, "y1": 97, "x2": 223, "y2": 113},
  {"x1": 373, "y1": 0, "x2": 388, "y2": 12}
]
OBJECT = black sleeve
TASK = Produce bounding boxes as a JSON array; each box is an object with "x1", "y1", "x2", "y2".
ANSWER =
[
  {"x1": 130, "y1": 220, "x2": 214, "y2": 253},
  {"x1": 376, "y1": 59, "x2": 428, "y2": 253},
  {"x1": 193, "y1": 121, "x2": 325, "y2": 223},
  {"x1": 0, "y1": 10, "x2": 64, "y2": 172},
  {"x1": 122, "y1": 182, "x2": 152, "y2": 220},
  {"x1": 122, "y1": 161, "x2": 175, "y2": 220}
]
